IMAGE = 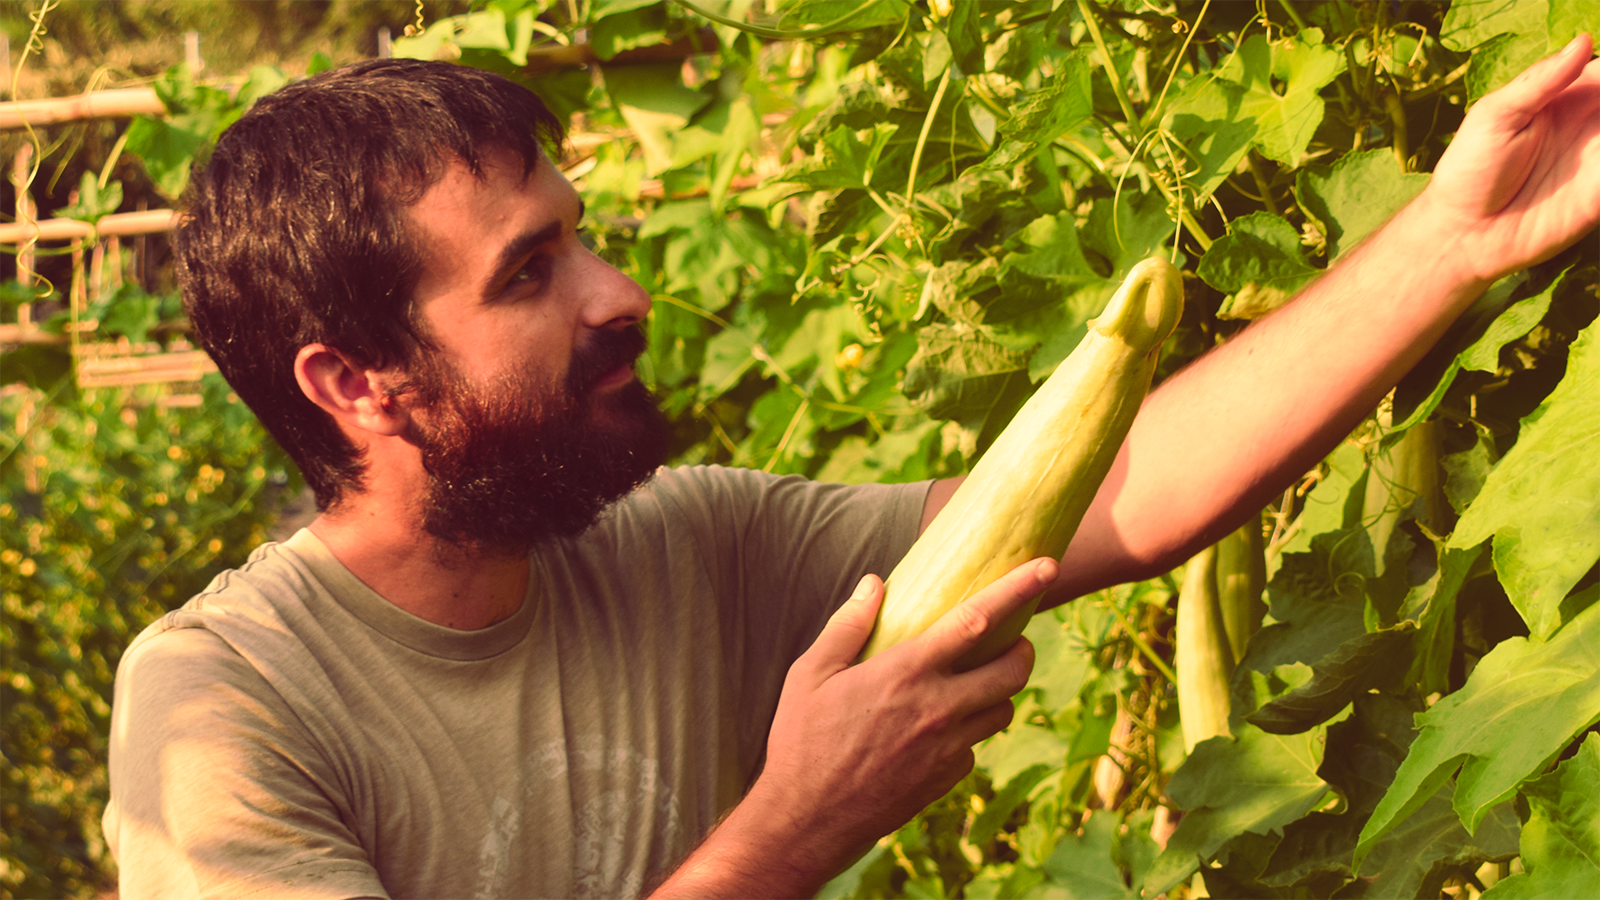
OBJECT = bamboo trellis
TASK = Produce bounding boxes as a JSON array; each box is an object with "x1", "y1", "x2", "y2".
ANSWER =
[{"x1": 3, "y1": 29, "x2": 784, "y2": 394}]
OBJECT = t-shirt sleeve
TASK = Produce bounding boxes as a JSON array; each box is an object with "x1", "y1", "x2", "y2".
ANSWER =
[
  {"x1": 104, "y1": 622, "x2": 389, "y2": 900},
  {"x1": 646, "y1": 465, "x2": 930, "y2": 752}
]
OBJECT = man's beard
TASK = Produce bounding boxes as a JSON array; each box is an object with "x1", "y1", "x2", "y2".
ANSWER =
[{"x1": 403, "y1": 325, "x2": 672, "y2": 554}]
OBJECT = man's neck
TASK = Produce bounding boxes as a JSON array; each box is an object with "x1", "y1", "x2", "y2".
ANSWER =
[{"x1": 307, "y1": 505, "x2": 532, "y2": 631}]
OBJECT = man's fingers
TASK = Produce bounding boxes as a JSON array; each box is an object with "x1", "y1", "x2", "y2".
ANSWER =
[
  {"x1": 797, "y1": 575, "x2": 884, "y2": 676},
  {"x1": 1483, "y1": 34, "x2": 1594, "y2": 130},
  {"x1": 960, "y1": 699, "x2": 1019, "y2": 746},
  {"x1": 919, "y1": 558, "x2": 1058, "y2": 669}
]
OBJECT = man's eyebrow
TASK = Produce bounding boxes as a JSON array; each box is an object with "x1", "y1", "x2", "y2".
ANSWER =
[{"x1": 481, "y1": 199, "x2": 586, "y2": 298}]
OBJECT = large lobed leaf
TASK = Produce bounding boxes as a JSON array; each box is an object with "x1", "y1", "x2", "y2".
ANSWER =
[
  {"x1": 1142, "y1": 720, "x2": 1336, "y2": 897},
  {"x1": 1448, "y1": 317, "x2": 1600, "y2": 638},
  {"x1": 1483, "y1": 732, "x2": 1600, "y2": 899},
  {"x1": 1356, "y1": 597, "x2": 1600, "y2": 868}
]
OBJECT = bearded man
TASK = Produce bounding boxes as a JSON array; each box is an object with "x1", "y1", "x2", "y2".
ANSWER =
[{"x1": 104, "y1": 37, "x2": 1599, "y2": 900}]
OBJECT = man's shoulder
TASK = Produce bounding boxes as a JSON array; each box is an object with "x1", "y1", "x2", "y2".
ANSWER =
[{"x1": 119, "y1": 535, "x2": 331, "y2": 682}]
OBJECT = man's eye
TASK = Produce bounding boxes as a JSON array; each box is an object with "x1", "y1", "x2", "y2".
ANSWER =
[{"x1": 510, "y1": 257, "x2": 551, "y2": 286}]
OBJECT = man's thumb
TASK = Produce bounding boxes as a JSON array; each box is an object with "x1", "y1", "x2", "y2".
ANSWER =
[{"x1": 803, "y1": 575, "x2": 885, "y2": 670}]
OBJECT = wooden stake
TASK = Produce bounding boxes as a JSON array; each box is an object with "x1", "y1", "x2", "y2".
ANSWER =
[
  {"x1": 0, "y1": 88, "x2": 166, "y2": 130},
  {"x1": 107, "y1": 236, "x2": 124, "y2": 291},
  {"x1": 90, "y1": 239, "x2": 106, "y2": 302}
]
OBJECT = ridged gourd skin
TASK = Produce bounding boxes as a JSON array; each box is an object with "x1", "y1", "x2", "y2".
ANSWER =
[
  {"x1": 1215, "y1": 515, "x2": 1267, "y2": 665},
  {"x1": 1176, "y1": 544, "x2": 1234, "y2": 753},
  {"x1": 1364, "y1": 417, "x2": 1443, "y2": 579},
  {"x1": 858, "y1": 257, "x2": 1184, "y2": 671}
]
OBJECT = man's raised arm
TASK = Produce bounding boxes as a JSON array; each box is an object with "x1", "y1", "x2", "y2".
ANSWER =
[{"x1": 924, "y1": 36, "x2": 1600, "y2": 604}]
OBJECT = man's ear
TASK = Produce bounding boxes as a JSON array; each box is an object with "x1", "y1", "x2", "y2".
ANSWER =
[{"x1": 294, "y1": 344, "x2": 408, "y2": 437}]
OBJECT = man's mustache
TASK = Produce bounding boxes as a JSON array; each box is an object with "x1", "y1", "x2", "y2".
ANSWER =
[{"x1": 566, "y1": 323, "x2": 648, "y2": 395}]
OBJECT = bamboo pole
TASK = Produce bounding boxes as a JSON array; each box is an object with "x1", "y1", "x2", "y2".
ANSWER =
[
  {"x1": 107, "y1": 236, "x2": 124, "y2": 291},
  {"x1": 0, "y1": 209, "x2": 179, "y2": 243},
  {"x1": 0, "y1": 31, "x2": 721, "y2": 131},
  {"x1": 0, "y1": 325, "x2": 68, "y2": 345},
  {"x1": 0, "y1": 87, "x2": 166, "y2": 130},
  {"x1": 90, "y1": 240, "x2": 106, "y2": 301},
  {"x1": 76, "y1": 349, "x2": 217, "y2": 388},
  {"x1": 11, "y1": 145, "x2": 36, "y2": 336}
]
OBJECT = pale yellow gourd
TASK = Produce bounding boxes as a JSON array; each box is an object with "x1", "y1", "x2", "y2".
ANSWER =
[
  {"x1": 1215, "y1": 514, "x2": 1267, "y2": 665},
  {"x1": 858, "y1": 257, "x2": 1184, "y2": 670},
  {"x1": 1176, "y1": 544, "x2": 1235, "y2": 753}
]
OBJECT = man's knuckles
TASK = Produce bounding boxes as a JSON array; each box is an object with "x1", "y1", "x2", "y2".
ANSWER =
[{"x1": 945, "y1": 600, "x2": 995, "y2": 646}]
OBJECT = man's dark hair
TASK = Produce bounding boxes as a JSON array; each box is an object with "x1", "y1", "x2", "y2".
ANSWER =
[{"x1": 176, "y1": 58, "x2": 565, "y2": 511}]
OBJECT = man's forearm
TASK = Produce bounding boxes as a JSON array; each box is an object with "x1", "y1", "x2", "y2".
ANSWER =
[
  {"x1": 1046, "y1": 193, "x2": 1488, "y2": 601},
  {"x1": 648, "y1": 779, "x2": 850, "y2": 900}
]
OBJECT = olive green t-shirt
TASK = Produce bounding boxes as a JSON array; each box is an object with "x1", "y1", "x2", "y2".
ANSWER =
[{"x1": 103, "y1": 466, "x2": 929, "y2": 899}]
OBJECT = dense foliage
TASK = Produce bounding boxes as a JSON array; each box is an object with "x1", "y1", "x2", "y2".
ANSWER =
[
  {"x1": 0, "y1": 375, "x2": 296, "y2": 898},
  {"x1": 4, "y1": 0, "x2": 1598, "y2": 896}
]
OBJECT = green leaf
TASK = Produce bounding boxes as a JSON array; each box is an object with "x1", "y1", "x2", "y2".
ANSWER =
[
  {"x1": 1021, "y1": 608, "x2": 1097, "y2": 712},
  {"x1": 593, "y1": 0, "x2": 662, "y2": 16},
  {"x1": 976, "y1": 722, "x2": 1069, "y2": 788},
  {"x1": 1042, "y1": 813, "x2": 1135, "y2": 899},
  {"x1": 1401, "y1": 543, "x2": 1488, "y2": 696},
  {"x1": 969, "y1": 763, "x2": 1054, "y2": 849},
  {"x1": 590, "y1": 3, "x2": 669, "y2": 60},
  {"x1": 709, "y1": 98, "x2": 761, "y2": 209},
  {"x1": 1258, "y1": 693, "x2": 1520, "y2": 897},
  {"x1": 1236, "y1": 530, "x2": 1374, "y2": 721},
  {"x1": 1484, "y1": 733, "x2": 1600, "y2": 899},
  {"x1": 1448, "y1": 317, "x2": 1600, "y2": 638},
  {"x1": 1351, "y1": 797, "x2": 1520, "y2": 899},
  {"x1": 1080, "y1": 191, "x2": 1177, "y2": 276},
  {"x1": 1548, "y1": 0, "x2": 1600, "y2": 47},
  {"x1": 123, "y1": 65, "x2": 243, "y2": 201},
  {"x1": 1440, "y1": 0, "x2": 1549, "y2": 51},
  {"x1": 123, "y1": 116, "x2": 206, "y2": 201},
  {"x1": 235, "y1": 65, "x2": 289, "y2": 107},
  {"x1": 1213, "y1": 29, "x2": 1347, "y2": 168},
  {"x1": 942, "y1": 0, "x2": 984, "y2": 77},
  {"x1": 982, "y1": 54, "x2": 1093, "y2": 170},
  {"x1": 1005, "y1": 213, "x2": 1097, "y2": 281},
  {"x1": 51, "y1": 173, "x2": 122, "y2": 225},
  {"x1": 773, "y1": 0, "x2": 907, "y2": 34},
  {"x1": 1392, "y1": 267, "x2": 1564, "y2": 430},
  {"x1": 1280, "y1": 442, "x2": 1367, "y2": 558},
  {"x1": 0, "y1": 344, "x2": 72, "y2": 390},
  {"x1": 1163, "y1": 80, "x2": 1258, "y2": 202},
  {"x1": 1198, "y1": 212, "x2": 1320, "y2": 320},
  {"x1": 784, "y1": 122, "x2": 899, "y2": 192},
  {"x1": 902, "y1": 322, "x2": 1031, "y2": 423},
  {"x1": 1467, "y1": 31, "x2": 1551, "y2": 101},
  {"x1": 1356, "y1": 598, "x2": 1600, "y2": 867},
  {"x1": 1244, "y1": 624, "x2": 1415, "y2": 735},
  {"x1": 1144, "y1": 721, "x2": 1337, "y2": 896},
  {"x1": 1295, "y1": 149, "x2": 1431, "y2": 261},
  {"x1": 1442, "y1": 433, "x2": 1497, "y2": 515},
  {"x1": 604, "y1": 63, "x2": 712, "y2": 175}
]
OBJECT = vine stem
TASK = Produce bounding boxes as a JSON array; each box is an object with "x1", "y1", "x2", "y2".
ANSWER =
[
  {"x1": 1144, "y1": 0, "x2": 1211, "y2": 131},
  {"x1": 1076, "y1": 0, "x2": 1142, "y2": 140},
  {"x1": 763, "y1": 396, "x2": 811, "y2": 473},
  {"x1": 673, "y1": 0, "x2": 903, "y2": 41},
  {"x1": 904, "y1": 66, "x2": 952, "y2": 208},
  {"x1": 1108, "y1": 602, "x2": 1178, "y2": 684},
  {"x1": 1276, "y1": 0, "x2": 1309, "y2": 31}
]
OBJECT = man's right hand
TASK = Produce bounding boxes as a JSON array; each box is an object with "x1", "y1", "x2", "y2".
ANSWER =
[{"x1": 649, "y1": 557, "x2": 1058, "y2": 899}]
